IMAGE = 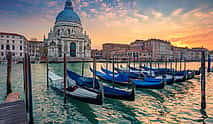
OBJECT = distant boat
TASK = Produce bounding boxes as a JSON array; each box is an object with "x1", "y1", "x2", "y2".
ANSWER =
[
  {"x1": 67, "y1": 69, "x2": 135, "y2": 101},
  {"x1": 48, "y1": 71, "x2": 103, "y2": 105},
  {"x1": 115, "y1": 66, "x2": 155, "y2": 78},
  {"x1": 102, "y1": 66, "x2": 144, "y2": 79},
  {"x1": 140, "y1": 65, "x2": 173, "y2": 75}
]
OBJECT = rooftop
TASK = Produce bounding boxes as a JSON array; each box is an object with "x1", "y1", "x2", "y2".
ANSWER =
[{"x1": 0, "y1": 32, "x2": 25, "y2": 37}]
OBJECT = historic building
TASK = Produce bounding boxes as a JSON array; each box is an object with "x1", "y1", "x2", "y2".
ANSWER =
[
  {"x1": 28, "y1": 40, "x2": 44, "y2": 59},
  {"x1": 102, "y1": 43, "x2": 130, "y2": 59},
  {"x1": 0, "y1": 32, "x2": 27, "y2": 62},
  {"x1": 143, "y1": 39, "x2": 173, "y2": 61},
  {"x1": 45, "y1": 0, "x2": 91, "y2": 58}
]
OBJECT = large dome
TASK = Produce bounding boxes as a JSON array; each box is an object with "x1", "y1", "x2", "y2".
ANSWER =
[{"x1": 56, "y1": 0, "x2": 81, "y2": 24}]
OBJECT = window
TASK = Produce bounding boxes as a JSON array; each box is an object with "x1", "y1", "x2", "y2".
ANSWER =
[
  {"x1": 13, "y1": 53, "x2": 15, "y2": 56},
  {"x1": 20, "y1": 53, "x2": 22, "y2": 56},
  {"x1": 58, "y1": 29, "x2": 60, "y2": 36},
  {"x1": 20, "y1": 40, "x2": 22, "y2": 44},
  {"x1": 1, "y1": 52, "x2": 4, "y2": 56},
  {"x1": 20, "y1": 46, "x2": 22, "y2": 50},
  {"x1": 6, "y1": 45, "x2": 10, "y2": 50},
  {"x1": 1, "y1": 35, "x2": 3, "y2": 38},
  {"x1": 12, "y1": 45, "x2": 15, "y2": 50},
  {"x1": 7, "y1": 40, "x2": 9, "y2": 43},
  {"x1": 68, "y1": 29, "x2": 70, "y2": 34},
  {"x1": 1, "y1": 45, "x2": 4, "y2": 50},
  {"x1": 7, "y1": 35, "x2": 9, "y2": 38},
  {"x1": 12, "y1": 36, "x2": 15, "y2": 38},
  {"x1": 12, "y1": 40, "x2": 15, "y2": 43}
]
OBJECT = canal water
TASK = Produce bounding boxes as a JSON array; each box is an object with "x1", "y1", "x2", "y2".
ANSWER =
[{"x1": 0, "y1": 62, "x2": 213, "y2": 124}]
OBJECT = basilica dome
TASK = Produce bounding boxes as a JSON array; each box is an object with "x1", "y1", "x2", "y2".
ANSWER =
[{"x1": 56, "y1": 0, "x2": 81, "y2": 24}]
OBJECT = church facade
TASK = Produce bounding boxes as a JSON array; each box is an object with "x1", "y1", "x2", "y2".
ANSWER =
[{"x1": 45, "y1": 0, "x2": 91, "y2": 58}]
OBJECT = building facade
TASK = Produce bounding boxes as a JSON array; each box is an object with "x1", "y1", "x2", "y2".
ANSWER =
[
  {"x1": 98, "y1": 39, "x2": 208, "y2": 61},
  {"x1": 0, "y1": 32, "x2": 27, "y2": 61},
  {"x1": 102, "y1": 43, "x2": 129, "y2": 59},
  {"x1": 143, "y1": 39, "x2": 173, "y2": 61},
  {"x1": 91, "y1": 49, "x2": 103, "y2": 59},
  {"x1": 28, "y1": 40, "x2": 44, "y2": 60},
  {"x1": 45, "y1": 0, "x2": 91, "y2": 58}
]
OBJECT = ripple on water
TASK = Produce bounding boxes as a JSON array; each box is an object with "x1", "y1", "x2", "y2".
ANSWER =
[{"x1": 0, "y1": 63, "x2": 213, "y2": 123}]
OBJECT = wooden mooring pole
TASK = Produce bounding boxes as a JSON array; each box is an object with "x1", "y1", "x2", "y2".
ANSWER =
[
  {"x1": 157, "y1": 62, "x2": 160, "y2": 69},
  {"x1": 116, "y1": 55, "x2": 119, "y2": 69},
  {"x1": 23, "y1": 53, "x2": 29, "y2": 112},
  {"x1": 184, "y1": 58, "x2": 186, "y2": 71},
  {"x1": 165, "y1": 57, "x2": 167, "y2": 69},
  {"x1": 63, "y1": 52, "x2": 67, "y2": 104},
  {"x1": 208, "y1": 54, "x2": 211, "y2": 72},
  {"x1": 93, "y1": 56, "x2": 96, "y2": 88},
  {"x1": 149, "y1": 57, "x2": 152, "y2": 75},
  {"x1": 201, "y1": 51, "x2": 206, "y2": 109},
  {"x1": 6, "y1": 52, "x2": 12, "y2": 95},
  {"x1": 46, "y1": 57, "x2": 49, "y2": 88},
  {"x1": 27, "y1": 54, "x2": 34, "y2": 124},
  {"x1": 82, "y1": 46, "x2": 86, "y2": 77},
  {"x1": 81, "y1": 58, "x2": 85, "y2": 77},
  {"x1": 175, "y1": 59, "x2": 178, "y2": 71},
  {"x1": 128, "y1": 55, "x2": 130, "y2": 72},
  {"x1": 180, "y1": 56, "x2": 182, "y2": 71},
  {"x1": 112, "y1": 56, "x2": 115, "y2": 87},
  {"x1": 106, "y1": 57, "x2": 109, "y2": 70}
]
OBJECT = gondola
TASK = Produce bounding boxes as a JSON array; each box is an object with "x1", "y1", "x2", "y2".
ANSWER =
[
  {"x1": 101, "y1": 66, "x2": 144, "y2": 79},
  {"x1": 154, "y1": 74, "x2": 174, "y2": 84},
  {"x1": 48, "y1": 71, "x2": 103, "y2": 105},
  {"x1": 97, "y1": 67, "x2": 164, "y2": 89},
  {"x1": 115, "y1": 66, "x2": 155, "y2": 77},
  {"x1": 67, "y1": 69, "x2": 135, "y2": 101},
  {"x1": 174, "y1": 71, "x2": 187, "y2": 82},
  {"x1": 90, "y1": 67, "x2": 130, "y2": 85},
  {"x1": 131, "y1": 79, "x2": 164, "y2": 89},
  {"x1": 140, "y1": 65, "x2": 173, "y2": 75}
]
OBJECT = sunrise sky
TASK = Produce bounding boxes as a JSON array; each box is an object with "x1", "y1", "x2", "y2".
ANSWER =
[{"x1": 0, "y1": 0, "x2": 212, "y2": 50}]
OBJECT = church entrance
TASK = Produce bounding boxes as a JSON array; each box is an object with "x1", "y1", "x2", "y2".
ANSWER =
[{"x1": 70, "y1": 42, "x2": 76, "y2": 57}]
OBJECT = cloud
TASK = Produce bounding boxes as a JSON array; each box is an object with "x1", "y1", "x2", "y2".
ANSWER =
[
  {"x1": 170, "y1": 30, "x2": 213, "y2": 49},
  {"x1": 47, "y1": 1, "x2": 57, "y2": 7},
  {"x1": 182, "y1": 8, "x2": 201, "y2": 18},
  {"x1": 90, "y1": 9, "x2": 97, "y2": 13},
  {"x1": 151, "y1": 10, "x2": 163, "y2": 18},
  {"x1": 133, "y1": 10, "x2": 149, "y2": 20},
  {"x1": 81, "y1": 2, "x2": 89, "y2": 7},
  {"x1": 172, "y1": 8, "x2": 183, "y2": 16}
]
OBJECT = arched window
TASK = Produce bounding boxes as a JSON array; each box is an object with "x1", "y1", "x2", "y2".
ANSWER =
[
  {"x1": 68, "y1": 29, "x2": 70, "y2": 35},
  {"x1": 70, "y1": 42, "x2": 76, "y2": 57}
]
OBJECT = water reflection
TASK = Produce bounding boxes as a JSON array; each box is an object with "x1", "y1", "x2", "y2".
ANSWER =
[{"x1": 0, "y1": 62, "x2": 213, "y2": 123}]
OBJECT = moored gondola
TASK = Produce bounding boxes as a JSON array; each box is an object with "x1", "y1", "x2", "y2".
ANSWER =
[
  {"x1": 48, "y1": 71, "x2": 103, "y2": 105},
  {"x1": 67, "y1": 69, "x2": 135, "y2": 101}
]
